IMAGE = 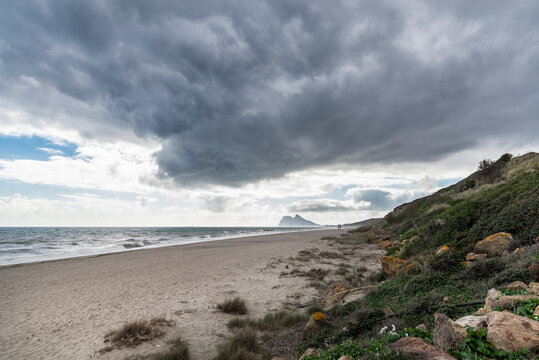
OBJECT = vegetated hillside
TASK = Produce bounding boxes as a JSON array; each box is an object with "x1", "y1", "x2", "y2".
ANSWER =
[
  {"x1": 298, "y1": 152, "x2": 539, "y2": 359},
  {"x1": 385, "y1": 152, "x2": 538, "y2": 259}
]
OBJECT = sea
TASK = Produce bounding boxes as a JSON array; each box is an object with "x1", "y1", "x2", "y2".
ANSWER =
[{"x1": 0, "y1": 227, "x2": 315, "y2": 266}]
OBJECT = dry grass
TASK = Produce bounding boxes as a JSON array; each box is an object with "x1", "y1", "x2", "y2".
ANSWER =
[
  {"x1": 319, "y1": 251, "x2": 347, "y2": 259},
  {"x1": 153, "y1": 336, "x2": 190, "y2": 360},
  {"x1": 104, "y1": 317, "x2": 174, "y2": 348},
  {"x1": 227, "y1": 310, "x2": 309, "y2": 331},
  {"x1": 302, "y1": 267, "x2": 330, "y2": 281},
  {"x1": 216, "y1": 330, "x2": 260, "y2": 360},
  {"x1": 217, "y1": 297, "x2": 248, "y2": 315}
]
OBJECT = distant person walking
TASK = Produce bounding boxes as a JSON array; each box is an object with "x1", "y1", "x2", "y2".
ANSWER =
[{"x1": 337, "y1": 224, "x2": 342, "y2": 230}]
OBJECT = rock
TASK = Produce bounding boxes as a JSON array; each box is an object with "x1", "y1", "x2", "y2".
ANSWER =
[
  {"x1": 435, "y1": 219, "x2": 444, "y2": 227},
  {"x1": 529, "y1": 263, "x2": 539, "y2": 281},
  {"x1": 483, "y1": 288, "x2": 502, "y2": 313},
  {"x1": 380, "y1": 240, "x2": 392, "y2": 249},
  {"x1": 443, "y1": 296, "x2": 451, "y2": 304},
  {"x1": 436, "y1": 245, "x2": 450, "y2": 255},
  {"x1": 533, "y1": 305, "x2": 539, "y2": 317},
  {"x1": 390, "y1": 337, "x2": 456, "y2": 360},
  {"x1": 383, "y1": 307, "x2": 394, "y2": 316},
  {"x1": 454, "y1": 315, "x2": 487, "y2": 330},
  {"x1": 497, "y1": 295, "x2": 538, "y2": 309},
  {"x1": 299, "y1": 348, "x2": 322, "y2": 359},
  {"x1": 399, "y1": 262, "x2": 417, "y2": 276},
  {"x1": 433, "y1": 313, "x2": 468, "y2": 350},
  {"x1": 460, "y1": 261, "x2": 470, "y2": 267},
  {"x1": 513, "y1": 247, "x2": 525, "y2": 254},
  {"x1": 415, "y1": 323, "x2": 428, "y2": 332},
  {"x1": 504, "y1": 281, "x2": 527, "y2": 291},
  {"x1": 485, "y1": 311, "x2": 539, "y2": 352},
  {"x1": 473, "y1": 232, "x2": 513, "y2": 258},
  {"x1": 465, "y1": 252, "x2": 488, "y2": 261},
  {"x1": 337, "y1": 357, "x2": 354, "y2": 360},
  {"x1": 325, "y1": 285, "x2": 347, "y2": 306},
  {"x1": 380, "y1": 256, "x2": 406, "y2": 276},
  {"x1": 528, "y1": 282, "x2": 539, "y2": 295},
  {"x1": 304, "y1": 312, "x2": 327, "y2": 332}
]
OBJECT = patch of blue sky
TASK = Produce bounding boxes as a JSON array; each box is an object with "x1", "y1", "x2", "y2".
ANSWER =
[
  {"x1": 0, "y1": 135, "x2": 78, "y2": 161},
  {"x1": 436, "y1": 178, "x2": 462, "y2": 187},
  {"x1": 0, "y1": 179, "x2": 142, "y2": 202}
]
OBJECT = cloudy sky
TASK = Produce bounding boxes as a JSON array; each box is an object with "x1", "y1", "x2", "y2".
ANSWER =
[{"x1": 0, "y1": 0, "x2": 537, "y2": 226}]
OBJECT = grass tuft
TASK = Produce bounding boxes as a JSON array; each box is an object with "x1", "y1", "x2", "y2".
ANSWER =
[
  {"x1": 153, "y1": 336, "x2": 190, "y2": 360},
  {"x1": 105, "y1": 317, "x2": 173, "y2": 348},
  {"x1": 216, "y1": 330, "x2": 260, "y2": 360},
  {"x1": 227, "y1": 310, "x2": 309, "y2": 331},
  {"x1": 217, "y1": 297, "x2": 248, "y2": 315}
]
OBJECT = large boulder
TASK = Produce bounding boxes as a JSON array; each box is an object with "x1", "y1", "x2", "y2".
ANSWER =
[
  {"x1": 389, "y1": 337, "x2": 455, "y2": 360},
  {"x1": 380, "y1": 256, "x2": 406, "y2": 276},
  {"x1": 433, "y1": 313, "x2": 468, "y2": 350},
  {"x1": 485, "y1": 311, "x2": 539, "y2": 352},
  {"x1": 473, "y1": 232, "x2": 513, "y2": 258},
  {"x1": 454, "y1": 315, "x2": 487, "y2": 330}
]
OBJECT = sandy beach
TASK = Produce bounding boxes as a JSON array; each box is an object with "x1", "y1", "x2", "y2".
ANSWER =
[{"x1": 0, "y1": 229, "x2": 383, "y2": 360}]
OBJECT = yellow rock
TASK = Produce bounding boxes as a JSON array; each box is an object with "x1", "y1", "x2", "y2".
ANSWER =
[
  {"x1": 402, "y1": 263, "x2": 416, "y2": 275},
  {"x1": 381, "y1": 256, "x2": 406, "y2": 276},
  {"x1": 436, "y1": 245, "x2": 450, "y2": 255},
  {"x1": 380, "y1": 240, "x2": 392, "y2": 249},
  {"x1": 473, "y1": 232, "x2": 513, "y2": 258},
  {"x1": 461, "y1": 261, "x2": 470, "y2": 267}
]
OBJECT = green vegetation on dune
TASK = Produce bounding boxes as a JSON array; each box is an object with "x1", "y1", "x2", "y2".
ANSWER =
[{"x1": 295, "y1": 153, "x2": 539, "y2": 359}]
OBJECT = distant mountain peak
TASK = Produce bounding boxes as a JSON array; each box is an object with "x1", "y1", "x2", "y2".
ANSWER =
[{"x1": 278, "y1": 214, "x2": 319, "y2": 227}]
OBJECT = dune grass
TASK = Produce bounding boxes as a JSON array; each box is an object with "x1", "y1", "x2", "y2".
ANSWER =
[
  {"x1": 217, "y1": 297, "x2": 248, "y2": 315},
  {"x1": 104, "y1": 316, "x2": 173, "y2": 348},
  {"x1": 216, "y1": 330, "x2": 260, "y2": 360},
  {"x1": 153, "y1": 336, "x2": 190, "y2": 360},
  {"x1": 227, "y1": 310, "x2": 309, "y2": 331}
]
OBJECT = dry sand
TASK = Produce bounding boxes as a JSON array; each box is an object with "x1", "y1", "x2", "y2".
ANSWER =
[{"x1": 0, "y1": 229, "x2": 383, "y2": 360}]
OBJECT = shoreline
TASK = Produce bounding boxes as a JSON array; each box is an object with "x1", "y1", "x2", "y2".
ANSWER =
[
  {"x1": 0, "y1": 228, "x2": 383, "y2": 360},
  {"x1": 0, "y1": 226, "x2": 330, "y2": 269}
]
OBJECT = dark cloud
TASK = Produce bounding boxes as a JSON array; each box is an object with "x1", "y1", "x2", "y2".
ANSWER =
[{"x1": 1, "y1": 1, "x2": 538, "y2": 185}]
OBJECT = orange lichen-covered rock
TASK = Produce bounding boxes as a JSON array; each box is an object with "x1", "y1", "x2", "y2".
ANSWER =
[
  {"x1": 304, "y1": 312, "x2": 327, "y2": 332},
  {"x1": 436, "y1": 245, "x2": 450, "y2": 255},
  {"x1": 402, "y1": 263, "x2": 416, "y2": 275},
  {"x1": 473, "y1": 232, "x2": 513, "y2": 258},
  {"x1": 380, "y1": 240, "x2": 392, "y2": 249},
  {"x1": 380, "y1": 256, "x2": 406, "y2": 276}
]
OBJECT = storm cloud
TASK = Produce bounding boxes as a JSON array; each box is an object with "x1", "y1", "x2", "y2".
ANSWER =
[{"x1": 1, "y1": 1, "x2": 538, "y2": 186}]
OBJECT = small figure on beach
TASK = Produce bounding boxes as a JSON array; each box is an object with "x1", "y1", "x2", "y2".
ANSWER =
[{"x1": 337, "y1": 224, "x2": 342, "y2": 230}]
